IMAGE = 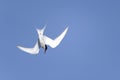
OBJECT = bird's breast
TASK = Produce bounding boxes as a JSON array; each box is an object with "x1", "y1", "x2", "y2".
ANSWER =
[{"x1": 39, "y1": 36, "x2": 45, "y2": 48}]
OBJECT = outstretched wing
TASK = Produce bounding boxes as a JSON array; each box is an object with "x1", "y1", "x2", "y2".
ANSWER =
[
  {"x1": 17, "y1": 40, "x2": 40, "y2": 54},
  {"x1": 44, "y1": 27, "x2": 68, "y2": 48}
]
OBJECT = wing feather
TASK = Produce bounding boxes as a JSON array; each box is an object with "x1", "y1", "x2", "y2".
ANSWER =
[
  {"x1": 17, "y1": 40, "x2": 40, "y2": 54},
  {"x1": 44, "y1": 27, "x2": 68, "y2": 48}
]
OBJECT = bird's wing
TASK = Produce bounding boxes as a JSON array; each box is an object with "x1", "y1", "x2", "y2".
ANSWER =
[
  {"x1": 17, "y1": 40, "x2": 40, "y2": 54},
  {"x1": 44, "y1": 27, "x2": 68, "y2": 48}
]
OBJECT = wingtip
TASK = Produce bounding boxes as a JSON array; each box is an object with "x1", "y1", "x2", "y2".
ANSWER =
[
  {"x1": 66, "y1": 26, "x2": 69, "y2": 30},
  {"x1": 65, "y1": 26, "x2": 69, "y2": 32},
  {"x1": 17, "y1": 46, "x2": 22, "y2": 49},
  {"x1": 17, "y1": 46, "x2": 22, "y2": 51},
  {"x1": 17, "y1": 46, "x2": 20, "y2": 48}
]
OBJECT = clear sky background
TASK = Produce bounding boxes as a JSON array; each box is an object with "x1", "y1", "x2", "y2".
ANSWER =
[{"x1": 0, "y1": 0, "x2": 120, "y2": 80}]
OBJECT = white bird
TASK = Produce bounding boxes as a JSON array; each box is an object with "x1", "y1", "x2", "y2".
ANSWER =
[{"x1": 17, "y1": 26, "x2": 69, "y2": 55}]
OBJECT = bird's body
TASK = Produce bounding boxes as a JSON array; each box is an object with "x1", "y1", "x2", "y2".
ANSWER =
[
  {"x1": 38, "y1": 34, "x2": 47, "y2": 53},
  {"x1": 17, "y1": 26, "x2": 68, "y2": 54},
  {"x1": 39, "y1": 35, "x2": 45, "y2": 49}
]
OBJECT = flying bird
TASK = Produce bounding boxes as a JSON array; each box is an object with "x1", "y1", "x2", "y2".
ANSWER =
[{"x1": 17, "y1": 26, "x2": 69, "y2": 54}]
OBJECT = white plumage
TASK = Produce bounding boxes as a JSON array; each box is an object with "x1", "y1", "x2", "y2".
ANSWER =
[{"x1": 17, "y1": 26, "x2": 68, "y2": 54}]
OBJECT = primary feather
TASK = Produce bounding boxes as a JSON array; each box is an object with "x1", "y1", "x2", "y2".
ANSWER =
[
  {"x1": 44, "y1": 27, "x2": 68, "y2": 48},
  {"x1": 17, "y1": 40, "x2": 40, "y2": 54}
]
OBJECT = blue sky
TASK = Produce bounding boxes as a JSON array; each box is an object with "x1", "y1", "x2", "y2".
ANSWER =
[{"x1": 0, "y1": 0, "x2": 120, "y2": 80}]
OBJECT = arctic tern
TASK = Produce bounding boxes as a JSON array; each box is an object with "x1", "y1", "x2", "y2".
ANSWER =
[{"x1": 17, "y1": 26, "x2": 68, "y2": 54}]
